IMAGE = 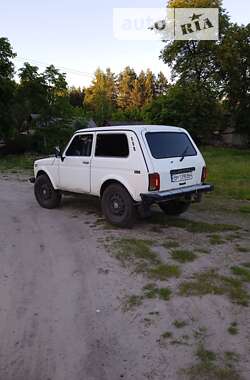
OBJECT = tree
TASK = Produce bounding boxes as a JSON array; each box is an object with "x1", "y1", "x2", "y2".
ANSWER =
[
  {"x1": 217, "y1": 23, "x2": 250, "y2": 133},
  {"x1": 0, "y1": 37, "x2": 16, "y2": 140},
  {"x1": 130, "y1": 79, "x2": 143, "y2": 108},
  {"x1": 14, "y1": 63, "x2": 47, "y2": 132},
  {"x1": 117, "y1": 66, "x2": 137, "y2": 110},
  {"x1": 144, "y1": 69, "x2": 156, "y2": 104},
  {"x1": 155, "y1": 72, "x2": 169, "y2": 96},
  {"x1": 84, "y1": 68, "x2": 116, "y2": 125},
  {"x1": 43, "y1": 65, "x2": 69, "y2": 120},
  {"x1": 69, "y1": 86, "x2": 85, "y2": 107},
  {"x1": 161, "y1": 0, "x2": 230, "y2": 94},
  {"x1": 143, "y1": 83, "x2": 223, "y2": 141}
]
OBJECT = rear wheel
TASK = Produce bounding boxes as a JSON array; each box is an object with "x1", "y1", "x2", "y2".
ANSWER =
[
  {"x1": 34, "y1": 174, "x2": 61, "y2": 209},
  {"x1": 101, "y1": 184, "x2": 136, "y2": 228},
  {"x1": 159, "y1": 200, "x2": 190, "y2": 216}
]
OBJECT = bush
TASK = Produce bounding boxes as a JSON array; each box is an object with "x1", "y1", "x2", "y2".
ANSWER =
[
  {"x1": 142, "y1": 84, "x2": 225, "y2": 143},
  {"x1": 32, "y1": 124, "x2": 73, "y2": 154},
  {"x1": 1, "y1": 134, "x2": 33, "y2": 155}
]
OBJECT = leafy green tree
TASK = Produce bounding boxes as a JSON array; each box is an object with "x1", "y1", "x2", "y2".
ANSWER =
[
  {"x1": 117, "y1": 66, "x2": 137, "y2": 110},
  {"x1": 84, "y1": 68, "x2": 116, "y2": 125},
  {"x1": 14, "y1": 63, "x2": 47, "y2": 132},
  {"x1": 138, "y1": 70, "x2": 146, "y2": 104},
  {"x1": 130, "y1": 79, "x2": 143, "y2": 108},
  {"x1": 105, "y1": 68, "x2": 118, "y2": 107},
  {"x1": 217, "y1": 23, "x2": 250, "y2": 133},
  {"x1": 0, "y1": 37, "x2": 16, "y2": 140},
  {"x1": 144, "y1": 69, "x2": 156, "y2": 104},
  {"x1": 43, "y1": 64, "x2": 70, "y2": 121},
  {"x1": 156, "y1": 71, "x2": 169, "y2": 96},
  {"x1": 143, "y1": 83, "x2": 223, "y2": 141},
  {"x1": 161, "y1": 0, "x2": 230, "y2": 93},
  {"x1": 69, "y1": 86, "x2": 85, "y2": 108}
]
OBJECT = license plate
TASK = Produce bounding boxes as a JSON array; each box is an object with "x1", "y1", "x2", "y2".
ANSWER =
[{"x1": 171, "y1": 173, "x2": 193, "y2": 182}]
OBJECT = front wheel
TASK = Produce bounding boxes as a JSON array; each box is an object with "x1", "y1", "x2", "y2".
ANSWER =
[
  {"x1": 101, "y1": 184, "x2": 136, "y2": 228},
  {"x1": 34, "y1": 174, "x2": 61, "y2": 209},
  {"x1": 159, "y1": 200, "x2": 190, "y2": 216}
]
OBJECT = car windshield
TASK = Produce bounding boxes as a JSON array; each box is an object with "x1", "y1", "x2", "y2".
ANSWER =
[{"x1": 145, "y1": 132, "x2": 197, "y2": 159}]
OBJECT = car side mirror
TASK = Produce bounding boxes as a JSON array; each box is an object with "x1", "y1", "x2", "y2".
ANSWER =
[{"x1": 54, "y1": 146, "x2": 64, "y2": 161}]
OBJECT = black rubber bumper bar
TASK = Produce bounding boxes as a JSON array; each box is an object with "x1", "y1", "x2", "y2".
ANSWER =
[{"x1": 141, "y1": 183, "x2": 214, "y2": 204}]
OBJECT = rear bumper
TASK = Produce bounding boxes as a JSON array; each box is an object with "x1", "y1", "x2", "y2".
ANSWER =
[{"x1": 141, "y1": 183, "x2": 214, "y2": 204}]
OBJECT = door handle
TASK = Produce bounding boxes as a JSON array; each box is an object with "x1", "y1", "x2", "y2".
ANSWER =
[{"x1": 82, "y1": 161, "x2": 90, "y2": 165}]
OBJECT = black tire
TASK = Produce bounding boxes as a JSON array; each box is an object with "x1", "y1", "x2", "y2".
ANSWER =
[
  {"x1": 159, "y1": 200, "x2": 190, "y2": 216},
  {"x1": 101, "y1": 184, "x2": 136, "y2": 228},
  {"x1": 34, "y1": 174, "x2": 61, "y2": 209}
]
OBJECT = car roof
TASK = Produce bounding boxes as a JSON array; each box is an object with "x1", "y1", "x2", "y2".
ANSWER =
[{"x1": 74, "y1": 125, "x2": 185, "y2": 134}]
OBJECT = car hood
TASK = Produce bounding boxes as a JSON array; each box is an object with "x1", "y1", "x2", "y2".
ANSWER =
[{"x1": 35, "y1": 157, "x2": 56, "y2": 166}]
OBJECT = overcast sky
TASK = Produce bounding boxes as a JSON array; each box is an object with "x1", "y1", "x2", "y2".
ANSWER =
[{"x1": 0, "y1": 0, "x2": 249, "y2": 87}]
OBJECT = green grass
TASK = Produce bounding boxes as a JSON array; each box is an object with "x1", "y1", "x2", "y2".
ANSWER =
[
  {"x1": 202, "y1": 147, "x2": 250, "y2": 201},
  {"x1": 196, "y1": 344, "x2": 217, "y2": 363},
  {"x1": 209, "y1": 234, "x2": 225, "y2": 245},
  {"x1": 179, "y1": 270, "x2": 249, "y2": 306},
  {"x1": 150, "y1": 214, "x2": 239, "y2": 233},
  {"x1": 110, "y1": 238, "x2": 181, "y2": 281},
  {"x1": 171, "y1": 249, "x2": 197, "y2": 263},
  {"x1": 239, "y1": 205, "x2": 250, "y2": 214},
  {"x1": 148, "y1": 263, "x2": 181, "y2": 281},
  {"x1": 184, "y1": 343, "x2": 242, "y2": 380},
  {"x1": 122, "y1": 294, "x2": 143, "y2": 311},
  {"x1": 228, "y1": 322, "x2": 239, "y2": 335},
  {"x1": 235, "y1": 245, "x2": 250, "y2": 253},
  {"x1": 231, "y1": 266, "x2": 250, "y2": 282},
  {"x1": 173, "y1": 320, "x2": 187, "y2": 328},
  {"x1": 143, "y1": 284, "x2": 172, "y2": 301},
  {"x1": 0, "y1": 154, "x2": 40, "y2": 173},
  {"x1": 111, "y1": 238, "x2": 159, "y2": 267},
  {"x1": 163, "y1": 240, "x2": 180, "y2": 249},
  {"x1": 158, "y1": 287, "x2": 172, "y2": 300},
  {"x1": 241, "y1": 262, "x2": 250, "y2": 268},
  {"x1": 225, "y1": 232, "x2": 241, "y2": 242},
  {"x1": 161, "y1": 331, "x2": 173, "y2": 339}
]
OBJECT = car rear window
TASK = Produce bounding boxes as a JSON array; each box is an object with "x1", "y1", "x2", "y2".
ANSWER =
[
  {"x1": 95, "y1": 133, "x2": 129, "y2": 157},
  {"x1": 145, "y1": 132, "x2": 197, "y2": 159}
]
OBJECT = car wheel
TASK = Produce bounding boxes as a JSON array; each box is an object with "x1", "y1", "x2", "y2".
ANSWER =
[
  {"x1": 34, "y1": 174, "x2": 61, "y2": 209},
  {"x1": 101, "y1": 184, "x2": 136, "y2": 228},
  {"x1": 159, "y1": 200, "x2": 190, "y2": 216}
]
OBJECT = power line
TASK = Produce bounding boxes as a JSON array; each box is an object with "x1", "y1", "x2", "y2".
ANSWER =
[{"x1": 14, "y1": 56, "x2": 94, "y2": 78}]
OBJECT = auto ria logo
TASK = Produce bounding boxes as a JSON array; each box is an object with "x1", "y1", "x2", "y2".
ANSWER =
[
  {"x1": 154, "y1": 8, "x2": 219, "y2": 41},
  {"x1": 113, "y1": 7, "x2": 219, "y2": 41},
  {"x1": 180, "y1": 11, "x2": 215, "y2": 37}
]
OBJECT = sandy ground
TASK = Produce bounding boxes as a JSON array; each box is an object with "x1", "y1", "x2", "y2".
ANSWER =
[{"x1": 0, "y1": 173, "x2": 249, "y2": 380}]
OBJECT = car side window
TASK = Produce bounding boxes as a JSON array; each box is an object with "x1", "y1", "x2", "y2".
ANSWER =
[
  {"x1": 95, "y1": 133, "x2": 129, "y2": 157},
  {"x1": 66, "y1": 134, "x2": 93, "y2": 157}
]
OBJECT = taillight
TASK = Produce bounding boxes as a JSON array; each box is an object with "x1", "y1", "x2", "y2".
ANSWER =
[
  {"x1": 201, "y1": 167, "x2": 207, "y2": 183},
  {"x1": 148, "y1": 173, "x2": 160, "y2": 191}
]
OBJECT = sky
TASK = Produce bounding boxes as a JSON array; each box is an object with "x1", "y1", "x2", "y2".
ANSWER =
[{"x1": 0, "y1": 0, "x2": 249, "y2": 88}]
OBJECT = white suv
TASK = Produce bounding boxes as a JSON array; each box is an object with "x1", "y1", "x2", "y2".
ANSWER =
[{"x1": 31, "y1": 125, "x2": 213, "y2": 227}]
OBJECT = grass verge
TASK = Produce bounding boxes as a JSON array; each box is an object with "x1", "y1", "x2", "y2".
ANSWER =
[
  {"x1": 184, "y1": 343, "x2": 242, "y2": 380},
  {"x1": 179, "y1": 270, "x2": 249, "y2": 306},
  {"x1": 110, "y1": 238, "x2": 181, "y2": 281},
  {"x1": 149, "y1": 214, "x2": 239, "y2": 233},
  {"x1": 171, "y1": 249, "x2": 197, "y2": 263},
  {"x1": 0, "y1": 154, "x2": 40, "y2": 173}
]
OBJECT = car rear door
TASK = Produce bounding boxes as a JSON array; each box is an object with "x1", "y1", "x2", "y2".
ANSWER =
[{"x1": 142, "y1": 130, "x2": 204, "y2": 192}]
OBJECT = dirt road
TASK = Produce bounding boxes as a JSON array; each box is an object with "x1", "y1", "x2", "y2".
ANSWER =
[
  {"x1": 0, "y1": 176, "x2": 149, "y2": 380},
  {"x1": 0, "y1": 175, "x2": 249, "y2": 380}
]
